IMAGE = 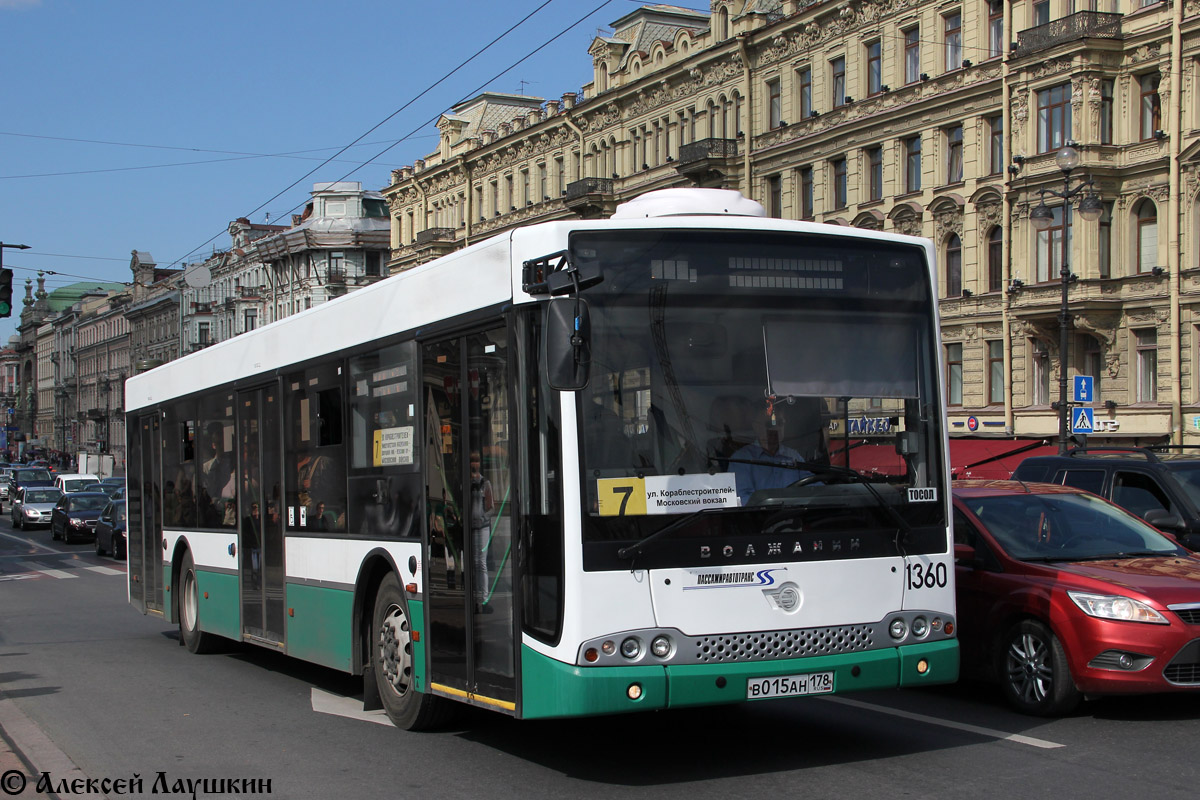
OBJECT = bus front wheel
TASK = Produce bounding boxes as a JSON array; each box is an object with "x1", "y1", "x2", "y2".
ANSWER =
[
  {"x1": 371, "y1": 573, "x2": 447, "y2": 730},
  {"x1": 179, "y1": 551, "x2": 220, "y2": 654}
]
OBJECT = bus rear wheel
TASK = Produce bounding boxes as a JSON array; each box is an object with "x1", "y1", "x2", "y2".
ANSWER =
[
  {"x1": 371, "y1": 573, "x2": 447, "y2": 731},
  {"x1": 179, "y1": 551, "x2": 220, "y2": 654}
]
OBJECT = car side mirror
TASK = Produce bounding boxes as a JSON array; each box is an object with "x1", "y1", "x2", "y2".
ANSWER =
[
  {"x1": 953, "y1": 542, "x2": 979, "y2": 566},
  {"x1": 1143, "y1": 509, "x2": 1185, "y2": 531}
]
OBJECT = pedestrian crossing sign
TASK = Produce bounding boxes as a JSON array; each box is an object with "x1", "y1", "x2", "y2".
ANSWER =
[{"x1": 1072, "y1": 406, "x2": 1095, "y2": 434}]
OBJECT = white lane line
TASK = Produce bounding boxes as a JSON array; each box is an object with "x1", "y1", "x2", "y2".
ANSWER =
[
  {"x1": 311, "y1": 688, "x2": 394, "y2": 727},
  {"x1": 36, "y1": 568, "x2": 77, "y2": 579},
  {"x1": 820, "y1": 696, "x2": 1065, "y2": 749},
  {"x1": 85, "y1": 565, "x2": 125, "y2": 575},
  {"x1": 0, "y1": 529, "x2": 61, "y2": 553}
]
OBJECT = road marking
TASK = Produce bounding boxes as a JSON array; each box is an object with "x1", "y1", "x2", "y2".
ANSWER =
[
  {"x1": 85, "y1": 565, "x2": 125, "y2": 575},
  {"x1": 35, "y1": 568, "x2": 77, "y2": 579},
  {"x1": 0, "y1": 530, "x2": 61, "y2": 553},
  {"x1": 820, "y1": 696, "x2": 1065, "y2": 749},
  {"x1": 310, "y1": 688, "x2": 394, "y2": 727}
]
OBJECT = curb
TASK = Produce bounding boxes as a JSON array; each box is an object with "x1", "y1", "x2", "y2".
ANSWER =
[{"x1": 0, "y1": 690, "x2": 103, "y2": 798}]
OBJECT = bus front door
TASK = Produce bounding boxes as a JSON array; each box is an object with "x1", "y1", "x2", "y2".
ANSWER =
[{"x1": 422, "y1": 327, "x2": 516, "y2": 711}]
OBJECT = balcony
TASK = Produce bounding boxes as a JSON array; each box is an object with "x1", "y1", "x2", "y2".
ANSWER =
[
  {"x1": 564, "y1": 178, "x2": 615, "y2": 218},
  {"x1": 415, "y1": 227, "x2": 455, "y2": 246},
  {"x1": 674, "y1": 138, "x2": 739, "y2": 188},
  {"x1": 1012, "y1": 12, "x2": 1122, "y2": 58},
  {"x1": 325, "y1": 268, "x2": 346, "y2": 285}
]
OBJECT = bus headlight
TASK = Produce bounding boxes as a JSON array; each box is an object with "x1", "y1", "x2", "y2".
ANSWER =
[
  {"x1": 620, "y1": 637, "x2": 642, "y2": 659},
  {"x1": 651, "y1": 635, "x2": 673, "y2": 658},
  {"x1": 889, "y1": 618, "x2": 908, "y2": 640},
  {"x1": 911, "y1": 616, "x2": 929, "y2": 638}
]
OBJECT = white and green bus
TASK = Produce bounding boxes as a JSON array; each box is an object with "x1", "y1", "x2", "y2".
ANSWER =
[{"x1": 124, "y1": 188, "x2": 957, "y2": 729}]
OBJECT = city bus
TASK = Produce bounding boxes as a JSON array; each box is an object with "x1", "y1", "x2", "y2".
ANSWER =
[{"x1": 124, "y1": 187, "x2": 957, "y2": 730}]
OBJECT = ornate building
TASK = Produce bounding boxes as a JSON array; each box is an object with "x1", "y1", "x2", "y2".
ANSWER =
[{"x1": 384, "y1": 0, "x2": 1196, "y2": 449}]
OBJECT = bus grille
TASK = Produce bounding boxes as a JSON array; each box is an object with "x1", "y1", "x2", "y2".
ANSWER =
[{"x1": 693, "y1": 625, "x2": 875, "y2": 663}]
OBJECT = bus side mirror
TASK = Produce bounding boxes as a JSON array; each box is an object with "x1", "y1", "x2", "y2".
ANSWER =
[{"x1": 545, "y1": 297, "x2": 591, "y2": 390}]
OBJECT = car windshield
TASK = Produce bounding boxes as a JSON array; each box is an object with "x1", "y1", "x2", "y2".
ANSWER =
[
  {"x1": 25, "y1": 490, "x2": 60, "y2": 503},
  {"x1": 15, "y1": 469, "x2": 51, "y2": 482},
  {"x1": 1166, "y1": 464, "x2": 1200, "y2": 507},
  {"x1": 69, "y1": 496, "x2": 110, "y2": 511},
  {"x1": 964, "y1": 491, "x2": 1187, "y2": 561},
  {"x1": 64, "y1": 480, "x2": 96, "y2": 492}
]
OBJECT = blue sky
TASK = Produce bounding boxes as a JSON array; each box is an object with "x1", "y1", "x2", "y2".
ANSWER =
[{"x1": 0, "y1": 0, "x2": 688, "y2": 344}]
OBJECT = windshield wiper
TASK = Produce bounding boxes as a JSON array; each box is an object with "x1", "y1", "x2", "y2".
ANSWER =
[
  {"x1": 616, "y1": 506, "x2": 743, "y2": 561},
  {"x1": 801, "y1": 464, "x2": 914, "y2": 555},
  {"x1": 1065, "y1": 551, "x2": 1175, "y2": 561}
]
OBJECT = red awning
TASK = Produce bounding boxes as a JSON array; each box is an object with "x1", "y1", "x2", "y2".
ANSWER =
[
  {"x1": 830, "y1": 442, "x2": 907, "y2": 476},
  {"x1": 949, "y1": 438, "x2": 1056, "y2": 480}
]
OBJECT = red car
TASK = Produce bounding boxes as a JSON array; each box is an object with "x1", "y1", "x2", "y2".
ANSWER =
[{"x1": 953, "y1": 480, "x2": 1200, "y2": 715}]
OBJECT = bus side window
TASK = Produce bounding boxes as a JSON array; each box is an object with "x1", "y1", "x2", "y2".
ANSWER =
[{"x1": 347, "y1": 342, "x2": 421, "y2": 538}]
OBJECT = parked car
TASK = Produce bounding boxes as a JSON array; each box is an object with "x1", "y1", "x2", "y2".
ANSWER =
[
  {"x1": 11, "y1": 487, "x2": 64, "y2": 529},
  {"x1": 94, "y1": 499, "x2": 126, "y2": 559},
  {"x1": 96, "y1": 477, "x2": 125, "y2": 497},
  {"x1": 953, "y1": 479, "x2": 1200, "y2": 716},
  {"x1": 54, "y1": 473, "x2": 100, "y2": 494},
  {"x1": 50, "y1": 491, "x2": 111, "y2": 543},
  {"x1": 8, "y1": 468, "x2": 55, "y2": 504},
  {"x1": 0, "y1": 466, "x2": 12, "y2": 504},
  {"x1": 1013, "y1": 447, "x2": 1200, "y2": 549}
]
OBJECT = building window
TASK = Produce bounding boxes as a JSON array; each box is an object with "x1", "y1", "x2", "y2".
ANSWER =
[
  {"x1": 1136, "y1": 328, "x2": 1158, "y2": 402},
  {"x1": 944, "y1": 12, "x2": 962, "y2": 71},
  {"x1": 988, "y1": 0, "x2": 1004, "y2": 59},
  {"x1": 831, "y1": 57, "x2": 846, "y2": 108},
  {"x1": 1100, "y1": 79, "x2": 1114, "y2": 145},
  {"x1": 866, "y1": 40, "x2": 882, "y2": 95},
  {"x1": 797, "y1": 66, "x2": 812, "y2": 118},
  {"x1": 1036, "y1": 205, "x2": 1071, "y2": 283},
  {"x1": 905, "y1": 135, "x2": 922, "y2": 193},
  {"x1": 988, "y1": 340, "x2": 1004, "y2": 404},
  {"x1": 867, "y1": 146, "x2": 883, "y2": 202},
  {"x1": 988, "y1": 115, "x2": 1004, "y2": 175},
  {"x1": 1140, "y1": 73, "x2": 1162, "y2": 141},
  {"x1": 946, "y1": 234, "x2": 962, "y2": 296},
  {"x1": 832, "y1": 157, "x2": 848, "y2": 209},
  {"x1": 1098, "y1": 202, "x2": 1112, "y2": 278},
  {"x1": 766, "y1": 174, "x2": 782, "y2": 218},
  {"x1": 1137, "y1": 200, "x2": 1158, "y2": 273},
  {"x1": 947, "y1": 342, "x2": 963, "y2": 406},
  {"x1": 946, "y1": 125, "x2": 963, "y2": 183},
  {"x1": 1037, "y1": 84, "x2": 1072, "y2": 153},
  {"x1": 1033, "y1": 0, "x2": 1050, "y2": 26},
  {"x1": 244, "y1": 309, "x2": 257, "y2": 333},
  {"x1": 799, "y1": 166, "x2": 814, "y2": 219},
  {"x1": 988, "y1": 226, "x2": 1003, "y2": 292},
  {"x1": 1032, "y1": 340, "x2": 1051, "y2": 405},
  {"x1": 766, "y1": 77, "x2": 782, "y2": 129},
  {"x1": 904, "y1": 27, "x2": 921, "y2": 85}
]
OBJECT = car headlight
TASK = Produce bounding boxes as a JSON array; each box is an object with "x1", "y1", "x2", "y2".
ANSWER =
[
  {"x1": 1068, "y1": 591, "x2": 1169, "y2": 624},
  {"x1": 23, "y1": 509, "x2": 36, "y2": 518},
  {"x1": 69, "y1": 517, "x2": 85, "y2": 527}
]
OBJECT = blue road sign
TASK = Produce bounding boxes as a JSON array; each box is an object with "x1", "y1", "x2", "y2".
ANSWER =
[
  {"x1": 1072, "y1": 406, "x2": 1095, "y2": 434},
  {"x1": 1073, "y1": 375, "x2": 1094, "y2": 404}
]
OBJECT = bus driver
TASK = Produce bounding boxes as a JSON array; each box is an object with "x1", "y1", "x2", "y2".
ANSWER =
[{"x1": 730, "y1": 406, "x2": 813, "y2": 504}]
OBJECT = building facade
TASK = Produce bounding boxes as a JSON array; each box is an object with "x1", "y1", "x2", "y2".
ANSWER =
[{"x1": 383, "y1": 0, "x2": 1197, "y2": 447}]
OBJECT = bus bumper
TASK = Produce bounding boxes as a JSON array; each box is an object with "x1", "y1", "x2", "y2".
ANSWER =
[{"x1": 519, "y1": 639, "x2": 958, "y2": 719}]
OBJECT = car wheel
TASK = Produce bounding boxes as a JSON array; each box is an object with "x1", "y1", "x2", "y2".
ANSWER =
[
  {"x1": 113, "y1": 534, "x2": 125, "y2": 560},
  {"x1": 13, "y1": 515, "x2": 21, "y2": 530},
  {"x1": 179, "y1": 551, "x2": 220, "y2": 654},
  {"x1": 95, "y1": 532, "x2": 106, "y2": 557},
  {"x1": 371, "y1": 573, "x2": 450, "y2": 730},
  {"x1": 1000, "y1": 619, "x2": 1081, "y2": 716}
]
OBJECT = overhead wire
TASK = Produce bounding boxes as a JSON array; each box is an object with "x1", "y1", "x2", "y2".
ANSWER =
[{"x1": 166, "y1": 0, "x2": 594, "y2": 269}]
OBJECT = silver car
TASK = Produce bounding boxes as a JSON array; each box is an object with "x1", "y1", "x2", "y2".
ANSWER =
[{"x1": 11, "y1": 487, "x2": 63, "y2": 529}]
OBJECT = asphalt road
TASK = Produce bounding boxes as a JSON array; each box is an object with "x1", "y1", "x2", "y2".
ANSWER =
[{"x1": 3, "y1": 516, "x2": 1200, "y2": 799}]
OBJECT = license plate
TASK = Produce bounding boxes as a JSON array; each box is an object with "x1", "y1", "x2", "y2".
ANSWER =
[{"x1": 746, "y1": 671, "x2": 834, "y2": 699}]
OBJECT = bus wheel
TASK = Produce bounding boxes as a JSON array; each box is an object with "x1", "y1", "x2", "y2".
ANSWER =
[
  {"x1": 371, "y1": 573, "x2": 447, "y2": 731},
  {"x1": 179, "y1": 551, "x2": 219, "y2": 654},
  {"x1": 1000, "y1": 619, "x2": 1081, "y2": 716}
]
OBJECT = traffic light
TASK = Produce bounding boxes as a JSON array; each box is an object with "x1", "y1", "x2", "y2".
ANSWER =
[{"x1": 0, "y1": 269, "x2": 12, "y2": 318}]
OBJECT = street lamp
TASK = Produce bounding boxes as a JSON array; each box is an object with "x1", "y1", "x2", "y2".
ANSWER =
[{"x1": 1028, "y1": 143, "x2": 1104, "y2": 454}]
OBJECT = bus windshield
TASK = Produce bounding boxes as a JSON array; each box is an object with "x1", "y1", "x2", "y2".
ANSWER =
[{"x1": 570, "y1": 230, "x2": 946, "y2": 567}]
